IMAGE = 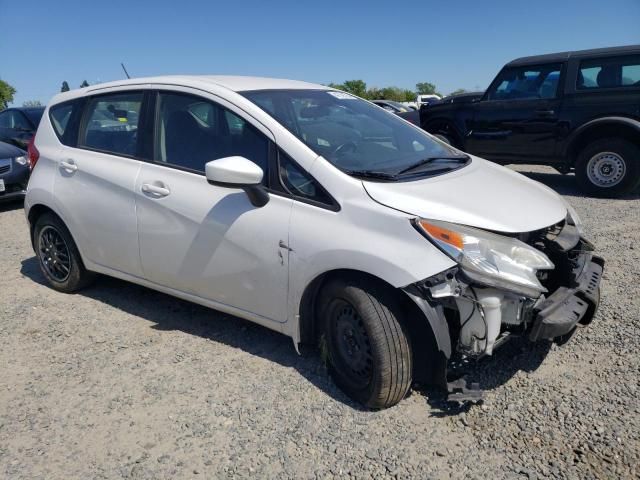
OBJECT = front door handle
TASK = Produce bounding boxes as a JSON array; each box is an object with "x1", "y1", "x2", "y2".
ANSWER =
[
  {"x1": 535, "y1": 109, "x2": 555, "y2": 116},
  {"x1": 142, "y1": 182, "x2": 171, "y2": 197},
  {"x1": 59, "y1": 160, "x2": 78, "y2": 172}
]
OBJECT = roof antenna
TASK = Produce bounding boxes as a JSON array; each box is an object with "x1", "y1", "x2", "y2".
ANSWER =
[{"x1": 121, "y1": 62, "x2": 131, "y2": 79}]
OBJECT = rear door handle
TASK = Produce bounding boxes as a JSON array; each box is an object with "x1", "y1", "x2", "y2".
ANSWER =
[
  {"x1": 141, "y1": 182, "x2": 171, "y2": 197},
  {"x1": 535, "y1": 109, "x2": 555, "y2": 116},
  {"x1": 59, "y1": 160, "x2": 78, "y2": 172}
]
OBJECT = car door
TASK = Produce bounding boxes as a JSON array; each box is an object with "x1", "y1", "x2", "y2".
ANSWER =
[
  {"x1": 466, "y1": 63, "x2": 563, "y2": 161},
  {"x1": 0, "y1": 110, "x2": 34, "y2": 149},
  {"x1": 52, "y1": 90, "x2": 146, "y2": 277},
  {"x1": 135, "y1": 89, "x2": 292, "y2": 324}
]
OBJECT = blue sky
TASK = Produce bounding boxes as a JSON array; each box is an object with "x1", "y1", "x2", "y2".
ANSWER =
[{"x1": 2, "y1": 0, "x2": 639, "y2": 106}]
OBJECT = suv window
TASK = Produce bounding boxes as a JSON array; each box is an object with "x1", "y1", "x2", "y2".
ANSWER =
[
  {"x1": 0, "y1": 110, "x2": 32, "y2": 130},
  {"x1": 577, "y1": 55, "x2": 640, "y2": 89},
  {"x1": 80, "y1": 93, "x2": 143, "y2": 157},
  {"x1": 487, "y1": 64, "x2": 562, "y2": 100},
  {"x1": 155, "y1": 92, "x2": 269, "y2": 177},
  {"x1": 278, "y1": 150, "x2": 333, "y2": 206}
]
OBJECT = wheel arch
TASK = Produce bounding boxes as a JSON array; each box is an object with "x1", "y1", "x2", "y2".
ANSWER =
[
  {"x1": 422, "y1": 117, "x2": 464, "y2": 147},
  {"x1": 565, "y1": 117, "x2": 640, "y2": 165},
  {"x1": 27, "y1": 204, "x2": 85, "y2": 265},
  {"x1": 297, "y1": 268, "x2": 451, "y2": 386}
]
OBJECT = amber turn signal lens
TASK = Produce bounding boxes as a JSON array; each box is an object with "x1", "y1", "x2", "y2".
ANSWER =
[{"x1": 418, "y1": 220, "x2": 464, "y2": 250}]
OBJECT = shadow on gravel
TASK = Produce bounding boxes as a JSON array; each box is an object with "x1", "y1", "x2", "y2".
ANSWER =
[
  {"x1": 0, "y1": 199, "x2": 24, "y2": 213},
  {"x1": 20, "y1": 256, "x2": 553, "y2": 414},
  {"x1": 20, "y1": 256, "x2": 365, "y2": 410},
  {"x1": 418, "y1": 338, "x2": 552, "y2": 417},
  {"x1": 516, "y1": 168, "x2": 640, "y2": 199}
]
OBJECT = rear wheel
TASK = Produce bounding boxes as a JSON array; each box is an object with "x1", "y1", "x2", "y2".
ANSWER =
[
  {"x1": 34, "y1": 213, "x2": 94, "y2": 292},
  {"x1": 319, "y1": 277, "x2": 412, "y2": 409},
  {"x1": 575, "y1": 138, "x2": 640, "y2": 197}
]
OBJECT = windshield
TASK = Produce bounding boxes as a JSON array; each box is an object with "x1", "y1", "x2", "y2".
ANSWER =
[{"x1": 242, "y1": 89, "x2": 468, "y2": 179}]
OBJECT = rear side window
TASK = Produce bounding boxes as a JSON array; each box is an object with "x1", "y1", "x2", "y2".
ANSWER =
[
  {"x1": 79, "y1": 92, "x2": 143, "y2": 157},
  {"x1": 577, "y1": 55, "x2": 640, "y2": 89},
  {"x1": 50, "y1": 103, "x2": 74, "y2": 140},
  {"x1": 155, "y1": 92, "x2": 269, "y2": 178}
]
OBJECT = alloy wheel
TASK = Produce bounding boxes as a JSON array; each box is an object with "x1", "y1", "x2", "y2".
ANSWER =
[{"x1": 38, "y1": 226, "x2": 72, "y2": 282}]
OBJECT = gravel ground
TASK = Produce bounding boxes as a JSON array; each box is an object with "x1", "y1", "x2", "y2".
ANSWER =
[{"x1": 0, "y1": 165, "x2": 638, "y2": 479}]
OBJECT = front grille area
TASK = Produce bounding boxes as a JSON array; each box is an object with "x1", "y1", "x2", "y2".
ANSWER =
[{"x1": 0, "y1": 164, "x2": 10, "y2": 175}]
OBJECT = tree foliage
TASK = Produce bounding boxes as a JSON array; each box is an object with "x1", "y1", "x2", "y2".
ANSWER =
[
  {"x1": 80, "y1": 80, "x2": 89, "y2": 88},
  {"x1": 416, "y1": 82, "x2": 437, "y2": 95},
  {"x1": 0, "y1": 79, "x2": 16, "y2": 109},
  {"x1": 328, "y1": 79, "x2": 438, "y2": 102},
  {"x1": 61, "y1": 81, "x2": 70, "y2": 92},
  {"x1": 22, "y1": 100, "x2": 42, "y2": 107}
]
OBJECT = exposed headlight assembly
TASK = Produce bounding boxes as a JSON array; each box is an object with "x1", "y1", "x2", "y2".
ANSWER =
[
  {"x1": 416, "y1": 218, "x2": 554, "y2": 298},
  {"x1": 14, "y1": 155, "x2": 28, "y2": 166}
]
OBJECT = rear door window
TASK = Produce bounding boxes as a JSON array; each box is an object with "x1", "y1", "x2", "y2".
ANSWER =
[
  {"x1": 577, "y1": 55, "x2": 640, "y2": 89},
  {"x1": 79, "y1": 92, "x2": 143, "y2": 157}
]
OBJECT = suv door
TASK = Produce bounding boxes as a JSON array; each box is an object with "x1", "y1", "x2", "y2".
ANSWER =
[
  {"x1": 52, "y1": 90, "x2": 146, "y2": 277},
  {"x1": 466, "y1": 63, "x2": 564, "y2": 162},
  {"x1": 135, "y1": 89, "x2": 292, "y2": 324}
]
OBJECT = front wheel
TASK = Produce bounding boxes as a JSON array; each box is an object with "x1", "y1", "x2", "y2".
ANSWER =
[
  {"x1": 319, "y1": 277, "x2": 412, "y2": 409},
  {"x1": 575, "y1": 138, "x2": 640, "y2": 197}
]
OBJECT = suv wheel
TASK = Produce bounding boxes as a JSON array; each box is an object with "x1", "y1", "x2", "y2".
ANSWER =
[
  {"x1": 34, "y1": 213, "x2": 94, "y2": 292},
  {"x1": 575, "y1": 138, "x2": 640, "y2": 197},
  {"x1": 319, "y1": 277, "x2": 412, "y2": 409}
]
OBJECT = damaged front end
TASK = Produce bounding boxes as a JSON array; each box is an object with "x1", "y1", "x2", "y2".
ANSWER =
[{"x1": 403, "y1": 215, "x2": 605, "y2": 402}]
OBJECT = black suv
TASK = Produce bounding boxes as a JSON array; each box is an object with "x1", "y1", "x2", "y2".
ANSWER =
[{"x1": 421, "y1": 45, "x2": 640, "y2": 196}]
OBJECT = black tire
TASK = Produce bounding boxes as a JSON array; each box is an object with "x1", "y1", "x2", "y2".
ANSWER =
[
  {"x1": 319, "y1": 277, "x2": 412, "y2": 409},
  {"x1": 33, "y1": 213, "x2": 94, "y2": 292},
  {"x1": 575, "y1": 138, "x2": 640, "y2": 197}
]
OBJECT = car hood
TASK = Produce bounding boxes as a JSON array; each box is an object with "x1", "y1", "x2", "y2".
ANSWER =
[
  {"x1": 362, "y1": 157, "x2": 567, "y2": 233},
  {"x1": 0, "y1": 141, "x2": 25, "y2": 158}
]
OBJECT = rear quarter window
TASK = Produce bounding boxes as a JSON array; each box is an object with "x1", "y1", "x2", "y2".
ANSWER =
[
  {"x1": 49, "y1": 100, "x2": 80, "y2": 146},
  {"x1": 577, "y1": 54, "x2": 640, "y2": 90}
]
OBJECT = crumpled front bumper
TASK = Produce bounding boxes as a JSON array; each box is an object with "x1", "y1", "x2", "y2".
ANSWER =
[{"x1": 529, "y1": 255, "x2": 604, "y2": 341}]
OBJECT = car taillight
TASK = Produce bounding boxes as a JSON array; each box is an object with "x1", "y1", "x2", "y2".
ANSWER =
[{"x1": 27, "y1": 137, "x2": 40, "y2": 170}]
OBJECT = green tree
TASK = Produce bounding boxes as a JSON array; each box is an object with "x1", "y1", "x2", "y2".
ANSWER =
[
  {"x1": 22, "y1": 100, "x2": 42, "y2": 107},
  {"x1": 61, "y1": 81, "x2": 70, "y2": 92},
  {"x1": 80, "y1": 80, "x2": 89, "y2": 88},
  {"x1": 416, "y1": 82, "x2": 437, "y2": 95},
  {"x1": 402, "y1": 89, "x2": 416, "y2": 102},
  {"x1": 0, "y1": 79, "x2": 16, "y2": 109},
  {"x1": 341, "y1": 80, "x2": 367, "y2": 98}
]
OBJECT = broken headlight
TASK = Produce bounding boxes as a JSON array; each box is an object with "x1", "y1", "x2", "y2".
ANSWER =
[{"x1": 415, "y1": 218, "x2": 554, "y2": 298}]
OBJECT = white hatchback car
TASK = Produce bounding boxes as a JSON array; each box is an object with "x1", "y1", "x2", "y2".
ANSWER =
[{"x1": 25, "y1": 76, "x2": 604, "y2": 408}]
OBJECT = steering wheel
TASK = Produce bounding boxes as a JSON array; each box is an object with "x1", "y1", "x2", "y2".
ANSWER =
[{"x1": 332, "y1": 140, "x2": 358, "y2": 156}]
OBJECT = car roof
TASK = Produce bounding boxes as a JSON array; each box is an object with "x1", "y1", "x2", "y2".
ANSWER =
[
  {"x1": 48, "y1": 75, "x2": 332, "y2": 105},
  {"x1": 506, "y1": 44, "x2": 640, "y2": 67}
]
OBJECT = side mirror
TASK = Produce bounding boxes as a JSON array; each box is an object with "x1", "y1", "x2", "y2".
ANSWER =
[{"x1": 205, "y1": 156, "x2": 269, "y2": 207}]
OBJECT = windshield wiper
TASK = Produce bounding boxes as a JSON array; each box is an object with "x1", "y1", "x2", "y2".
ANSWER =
[
  {"x1": 344, "y1": 169, "x2": 399, "y2": 180},
  {"x1": 397, "y1": 155, "x2": 469, "y2": 175}
]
